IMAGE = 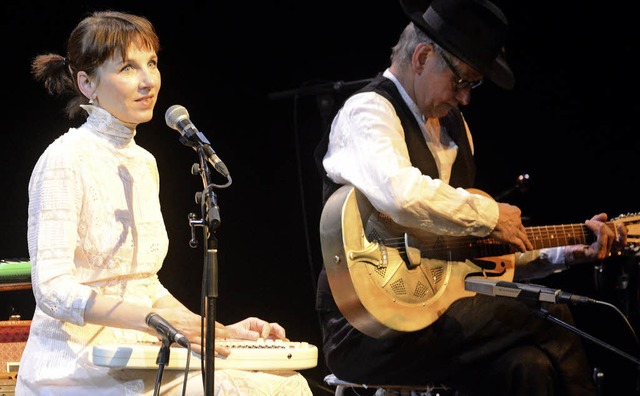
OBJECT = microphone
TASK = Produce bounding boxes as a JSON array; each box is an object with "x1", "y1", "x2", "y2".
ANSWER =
[
  {"x1": 145, "y1": 312, "x2": 190, "y2": 348},
  {"x1": 464, "y1": 277, "x2": 596, "y2": 305},
  {"x1": 165, "y1": 104, "x2": 230, "y2": 178}
]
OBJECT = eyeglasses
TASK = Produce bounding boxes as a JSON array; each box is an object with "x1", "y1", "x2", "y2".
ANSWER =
[{"x1": 439, "y1": 51, "x2": 483, "y2": 91}]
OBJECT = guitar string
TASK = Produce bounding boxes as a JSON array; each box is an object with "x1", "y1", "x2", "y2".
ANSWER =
[{"x1": 373, "y1": 224, "x2": 595, "y2": 257}]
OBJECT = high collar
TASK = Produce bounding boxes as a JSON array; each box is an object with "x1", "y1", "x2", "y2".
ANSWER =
[{"x1": 81, "y1": 105, "x2": 137, "y2": 143}]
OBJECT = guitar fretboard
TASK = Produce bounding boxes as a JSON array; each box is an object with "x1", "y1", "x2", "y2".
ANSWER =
[
  {"x1": 526, "y1": 224, "x2": 595, "y2": 248},
  {"x1": 399, "y1": 222, "x2": 604, "y2": 261}
]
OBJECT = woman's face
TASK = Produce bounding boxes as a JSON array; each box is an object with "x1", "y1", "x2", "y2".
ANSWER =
[{"x1": 92, "y1": 43, "x2": 160, "y2": 128}]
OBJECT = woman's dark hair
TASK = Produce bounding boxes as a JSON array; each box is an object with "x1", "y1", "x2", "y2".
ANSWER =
[{"x1": 31, "y1": 10, "x2": 160, "y2": 119}]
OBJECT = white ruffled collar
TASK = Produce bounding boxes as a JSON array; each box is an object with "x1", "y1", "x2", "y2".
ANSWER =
[{"x1": 81, "y1": 105, "x2": 136, "y2": 142}]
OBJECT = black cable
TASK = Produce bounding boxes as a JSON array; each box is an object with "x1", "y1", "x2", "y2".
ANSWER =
[
  {"x1": 180, "y1": 342, "x2": 192, "y2": 396},
  {"x1": 593, "y1": 299, "x2": 640, "y2": 354}
]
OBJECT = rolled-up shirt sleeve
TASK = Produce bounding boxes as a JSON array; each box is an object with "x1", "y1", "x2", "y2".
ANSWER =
[{"x1": 322, "y1": 91, "x2": 498, "y2": 238}]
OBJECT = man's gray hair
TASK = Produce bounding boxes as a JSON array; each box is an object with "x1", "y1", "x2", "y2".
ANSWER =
[{"x1": 390, "y1": 22, "x2": 450, "y2": 71}]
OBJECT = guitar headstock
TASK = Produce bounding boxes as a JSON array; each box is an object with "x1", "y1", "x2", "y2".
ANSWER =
[{"x1": 612, "y1": 212, "x2": 640, "y2": 255}]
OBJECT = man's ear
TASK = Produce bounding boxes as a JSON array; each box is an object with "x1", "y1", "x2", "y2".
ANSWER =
[{"x1": 413, "y1": 43, "x2": 432, "y2": 71}]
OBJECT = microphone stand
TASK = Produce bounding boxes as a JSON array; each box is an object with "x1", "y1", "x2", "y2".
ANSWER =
[
  {"x1": 533, "y1": 306, "x2": 640, "y2": 366},
  {"x1": 152, "y1": 340, "x2": 171, "y2": 396},
  {"x1": 267, "y1": 78, "x2": 374, "y2": 100},
  {"x1": 188, "y1": 144, "x2": 223, "y2": 395}
]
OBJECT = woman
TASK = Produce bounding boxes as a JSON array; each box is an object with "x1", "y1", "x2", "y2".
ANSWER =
[{"x1": 17, "y1": 10, "x2": 304, "y2": 395}]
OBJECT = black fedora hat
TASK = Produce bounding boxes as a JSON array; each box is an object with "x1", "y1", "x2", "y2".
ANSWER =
[{"x1": 399, "y1": 0, "x2": 515, "y2": 89}]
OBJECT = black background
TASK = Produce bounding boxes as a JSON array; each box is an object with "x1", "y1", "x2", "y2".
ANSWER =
[{"x1": 2, "y1": 1, "x2": 640, "y2": 394}]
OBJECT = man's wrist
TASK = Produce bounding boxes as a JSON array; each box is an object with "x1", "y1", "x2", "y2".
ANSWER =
[{"x1": 565, "y1": 245, "x2": 589, "y2": 266}]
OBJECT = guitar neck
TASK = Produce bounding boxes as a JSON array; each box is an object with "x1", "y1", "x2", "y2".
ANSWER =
[
  {"x1": 525, "y1": 222, "x2": 602, "y2": 249},
  {"x1": 421, "y1": 222, "x2": 612, "y2": 261}
]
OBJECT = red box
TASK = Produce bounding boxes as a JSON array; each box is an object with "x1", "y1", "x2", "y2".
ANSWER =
[{"x1": 0, "y1": 320, "x2": 30, "y2": 373}]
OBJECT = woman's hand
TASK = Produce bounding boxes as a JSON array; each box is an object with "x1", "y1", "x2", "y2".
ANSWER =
[{"x1": 214, "y1": 317, "x2": 288, "y2": 357}]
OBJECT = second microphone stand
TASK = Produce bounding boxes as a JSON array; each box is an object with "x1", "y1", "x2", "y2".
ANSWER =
[{"x1": 188, "y1": 144, "x2": 226, "y2": 395}]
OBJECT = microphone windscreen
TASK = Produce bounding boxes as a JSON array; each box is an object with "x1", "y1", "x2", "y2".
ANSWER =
[
  {"x1": 145, "y1": 312, "x2": 157, "y2": 326},
  {"x1": 165, "y1": 104, "x2": 189, "y2": 130}
]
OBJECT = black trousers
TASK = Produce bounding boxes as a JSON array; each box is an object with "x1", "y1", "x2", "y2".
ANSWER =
[{"x1": 319, "y1": 294, "x2": 597, "y2": 396}]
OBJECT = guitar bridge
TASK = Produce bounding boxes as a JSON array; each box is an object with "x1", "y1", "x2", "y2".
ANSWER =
[{"x1": 349, "y1": 240, "x2": 387, "y2": 270}]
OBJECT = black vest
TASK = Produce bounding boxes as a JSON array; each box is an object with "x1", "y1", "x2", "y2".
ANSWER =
[{"x1": 314, "y1": 74, "x2": 476, "y2": 205}]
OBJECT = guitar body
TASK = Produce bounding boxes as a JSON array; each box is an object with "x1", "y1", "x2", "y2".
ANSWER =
[{"x1": 320, "y1": 185, "x2": 514, "y2": 339}]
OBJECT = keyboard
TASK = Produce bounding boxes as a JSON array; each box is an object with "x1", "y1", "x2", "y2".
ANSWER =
[{"x1": 91, "y1": 339, "x2": 318, "y2": 371}]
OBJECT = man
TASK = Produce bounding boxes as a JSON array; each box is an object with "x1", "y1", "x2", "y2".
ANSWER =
[{"x1": 314, "y1": 0, "x2": 626, "y2": 394}]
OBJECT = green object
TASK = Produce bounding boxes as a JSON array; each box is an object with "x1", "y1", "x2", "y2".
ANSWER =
[{"x1": 0, "y1": 260, "x2": 31, "y2": 283}]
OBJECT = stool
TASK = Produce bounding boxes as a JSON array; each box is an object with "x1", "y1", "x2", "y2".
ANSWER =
[{"x1": 324, "y1": 373, "x2": 457, "y2": 396}]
